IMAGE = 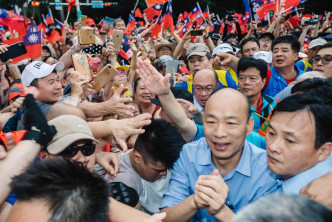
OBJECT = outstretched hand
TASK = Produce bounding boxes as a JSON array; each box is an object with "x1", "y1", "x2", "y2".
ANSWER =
[{"x1": 136, "y1": 59, "x2": 171, "y2": 95}]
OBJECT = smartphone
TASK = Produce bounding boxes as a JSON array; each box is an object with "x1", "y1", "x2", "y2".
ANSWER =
[
  {"x1": 191, "y1": 30, "x2": 203, "y2": 36},
  {"x1": 79, "y1": 29, "x2": 95, "y2": 45},
  {"x1": 93, "y1": 64, "x2": 117, "y2": 92},
  {"x1": 143, "y1": 38, "x2": 154, "y2": 52},
  {"x1": 82, "y1": 44, "x2": 103, "y2": 54},
  {"x1": 0, "y1": 42, "x2": 27, "y2": 62},
  {"x1": 112, "y1": 30, "x2": 124, "y2": 51},
  {"x1": 81, "y1": 15, "x2": 87, "y2": 26},
  {"x1": 165, "y1": 60, "x2": 179, "y2": 86},
  {"x1": 72, "y1": 53, "x2": 93, "y2": 81}
]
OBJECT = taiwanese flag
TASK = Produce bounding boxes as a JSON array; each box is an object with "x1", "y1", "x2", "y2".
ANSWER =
[
  {"x1": 162, "y1": 0, "x2": 174, "y2": 35},
  {"x1": 203, "y1": 6, "x2": 209, "y2": 20},
  {"x1": 2, "y1": 31, "x2": 42, "y2": 63},
  {"x1": 194, "y1": 13, "x2": 205, "y2": 26},
  {"x1": 55, "y1": 19, "x2": 64, "y2": 31},
  {"x1": 0, "y1": 8, "x2": 26, "y2": 37},
  {"x1": 134, "y1": 8, "x2": 145, "y2": 27},
  {"x1": 256, "y1": 1, "x2": 276, "y2": 21},
  {"x1": 126, "y1": 12, "x2": 135, "y2": 34},
  {"x1": 47, "y1": 30, "x2": 62, "y2": 44},
  {"x1": 27, "y1": 19, "x2": 38, "y2": 33},
  {"x1": 97, "y1": 18, "x2": 104, "y2": 27},
  {"x1": 150, "y1": 14, "x2": 163, "y2": 38},
  {"x1": 178, "y1": 25, "x2": 188, "y2": 38},
  {"x1": 45, "y1": 9, "x2": 54, "y2": 25},
  {"x1": 189, "y1": 5, "x2": 200, "y2": 21},
  {"x1": 66, "y1": 0, "x2": 76, "y2": 13},
  {"x1": 23, "y1": 31, "x2": 42, "y2": 59},
  {"x1": 144, "y1": 3, "x2": 163, "y2": 21},
  {"x1": 145, "y1": 0, "x2": 168, "y2": 8}
]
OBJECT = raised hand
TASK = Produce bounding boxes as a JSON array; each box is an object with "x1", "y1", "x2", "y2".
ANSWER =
[{"x1": 136, "y1": 59, "x2": 171, "y2": 95}]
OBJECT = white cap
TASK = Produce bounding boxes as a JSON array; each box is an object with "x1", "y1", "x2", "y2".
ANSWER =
[
  {"x1": 308, "y1": 38, "x2": 327, "y2": 49},
  {"x1": 212, "y1": 43, "x2": 235, "y2": 56},
  {"x1": 21, "y1": 61, "x2": 64, "y2": 87},
  {"x1": 253, "y1": 51, "x2": 272, "y2": 64}
]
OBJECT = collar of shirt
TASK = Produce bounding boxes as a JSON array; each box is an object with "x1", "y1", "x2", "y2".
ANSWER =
[
  {"x1": 196, "y1": 139, "x2": 252, "y2": 180},
  {"x1": 281, "y1": 155, "x2": 332, "y2": 194},
  {"x1": 193, "y1": 96, "x2": 204, "y2": 113}
]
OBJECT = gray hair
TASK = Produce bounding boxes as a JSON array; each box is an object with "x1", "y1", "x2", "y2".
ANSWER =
[{"x1": 234, "y1": 194, "x2": 332, "y2": 222}]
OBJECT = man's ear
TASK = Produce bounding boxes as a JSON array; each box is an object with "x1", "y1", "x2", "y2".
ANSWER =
[
  {"x1": 318, "y1": 142, "x2": 332, "y2": 162},
  {"x1": 133, "y1": 151, "x2": 143, "y2": 164},
  {"x1": 246, "y1": 117, "x2": 254, "y2": 136},
  {"x1": 38, "y1": 151, "x2": 51, "y2": 160}
]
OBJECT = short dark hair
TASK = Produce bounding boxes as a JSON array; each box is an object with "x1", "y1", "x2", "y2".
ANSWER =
[
  {"x1": 10, "y1": 159, "x2": 110, "y2": 222},
  {"x1": 234, "y1": 194, "x2": 332, "y2": 222},
  {"x1": 291, "y1": 78, "x2": 332, "y2": 105},
  {"x1": 238, "y1": 57, "x2": 268, "y2": 79},
  {"x1": 240, "y1": 37, "x2": 260, "y2": 52},
  {"x1": 271, "y1": 35, "x2": 301, "y2": 53},
  {"x1": 272, "y1": 94, "x2": 332, "y2": 149},
  {"x1": 134, "y1": 119, "x2": 185, "y2": 169},
  {"x1": 317, "y1": 43, "x2": 332, "y2": 53},
  {"x1": 29, "y1": 78, "x2": 39, "y2": 87}
]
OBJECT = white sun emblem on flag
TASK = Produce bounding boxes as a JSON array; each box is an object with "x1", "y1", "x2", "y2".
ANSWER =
[{"x1": 28, "y1": 33, "x2": 38, "y2": 44}]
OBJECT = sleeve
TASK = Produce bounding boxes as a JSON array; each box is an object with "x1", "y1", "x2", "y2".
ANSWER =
[
  {"x1": 225, "y1": 72, "x2": 238, "y2": 90},
  {"x1": 192, "y1": 124, "x2": 204, "y2": 142},
  {"x1": 161, "y1": 148, "x2": 192, "y2": 208}
]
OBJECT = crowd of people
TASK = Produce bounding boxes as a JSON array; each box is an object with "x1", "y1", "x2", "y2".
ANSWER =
[{"x1": 1, "y1": 4, "x2": 332, "y2": 222}]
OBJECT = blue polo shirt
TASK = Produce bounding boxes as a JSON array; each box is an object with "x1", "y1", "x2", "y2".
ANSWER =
[
  {"x1": 263, "y1": 66, "x2": 304, "y2": 97},
  {"x1": 161, "y1": 138, "x2": 278, "y2": 221},
  {"x1": 279, "y1": 155, "x2": 332, "y2": 194}
]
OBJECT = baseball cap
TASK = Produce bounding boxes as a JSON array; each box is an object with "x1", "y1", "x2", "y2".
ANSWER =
[
  {"x1": 157, "y1": 55, "x2": 173, "y2": 68},
  {"x1": 186, "y1": 43, "x2": 210, "y2": 59},
  {"x1": 308, "y1": 38, "x2": 327, "y2": 49},
  {"x1": 8, "y1": 83, "x2": 26, "y2": 101},
  {"x1": 150, "y1": 87, "x2": 193, "y2": 106},
  {"x1": 21, "y1": 61, "x2": 64, "y2": 87},
  {"x1": 47, "y1": 115, "x2": 98, "y2": 155},
  {"x1": 212, "y1": 43, "x2": 235, "y2": 56},
  {"x1": 253, "y1": 51, "x2": 273, "y2": 64}
]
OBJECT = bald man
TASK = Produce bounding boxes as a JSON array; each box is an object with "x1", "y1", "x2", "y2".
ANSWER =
[
  {"x1": 161, "y1": 88, "x2": 278, "y2": 222},
  {"x1": 192, "y1": 69, "x2": 219, "y2": 113}
]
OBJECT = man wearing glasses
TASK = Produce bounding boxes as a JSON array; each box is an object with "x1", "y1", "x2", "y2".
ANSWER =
[
  {"x1": 313, "y1": 43, "x2": 332, "y2": 79},
  {"x1": 192, "y1": 69, "x2": 220, "y2": 113}
]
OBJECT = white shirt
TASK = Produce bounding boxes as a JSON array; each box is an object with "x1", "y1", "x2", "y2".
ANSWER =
[{"x1": 194, "y1": 96, "x2": 204, "y2": 114}]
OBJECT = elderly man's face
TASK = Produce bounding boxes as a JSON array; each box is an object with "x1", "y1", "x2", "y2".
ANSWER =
[{"x1": 193, "y1": 69, "x2": 218, "y2": 108}]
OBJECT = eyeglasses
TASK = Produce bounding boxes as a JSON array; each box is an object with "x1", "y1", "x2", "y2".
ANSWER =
[
  {"x1": 116, "y1": 71, "x2": 128, "y2": 76},
  {"x1": 194, "y1": 86, "x2": 215, "y2": 93},
  {"x1": 312, "y1": 55, "x2": 332, "y2": 65},
  {"x1": 238, "y1": 75, "x2": 260, "y2": 82},
  {"x1": 59, "y1": 143, "x2": 96, "y2": 159},
  {"x1": 259, "y1": 38, "x2": 272, "y2": 43}
]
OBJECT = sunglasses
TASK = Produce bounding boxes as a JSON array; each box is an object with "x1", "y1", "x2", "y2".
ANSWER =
[
  {"x1": 59, "y1": 143, "x2": 96, "y2": 159},
  {"x1": 116, "y1": 71, "x2": 128, "y2": 76}
]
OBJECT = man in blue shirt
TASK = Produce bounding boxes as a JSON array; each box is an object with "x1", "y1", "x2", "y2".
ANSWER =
[
  {"x1": 217, "y1": 36, "x2": 305, "y2": 97},
  {"x1": 266, "y1": 94, "x2": 332, "y2": 194},
  {"x1": 157, "y1": 87, "x2": 278, "y2": 221}
]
